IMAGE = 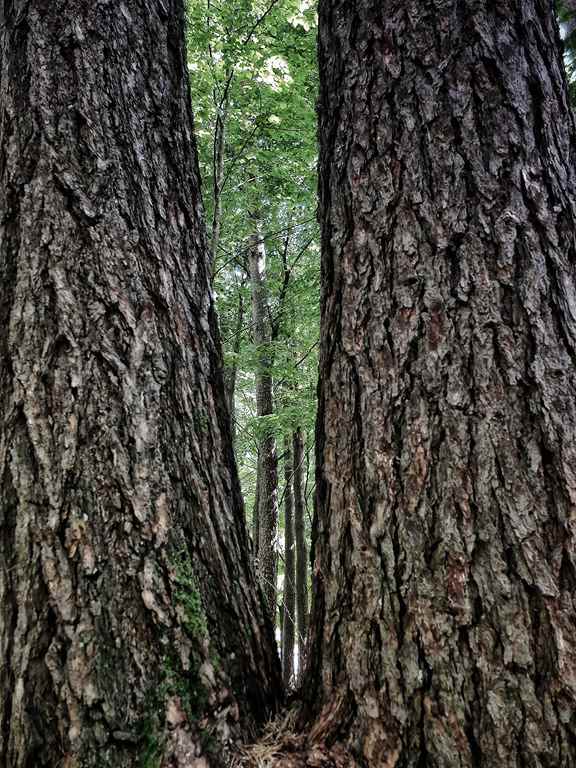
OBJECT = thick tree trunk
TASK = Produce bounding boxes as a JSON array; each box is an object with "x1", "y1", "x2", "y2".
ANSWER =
[
  {"x1": 248, "y1": 230, "x2": 278, "y2": 615},
  {"x1": 293, "y1": 427, "x2": 308, "y2": 674},
  {"x1": 282, "y1": 437, "x2": 295, "y2": 686},
  {"x1": 0, "y1": 3, "x2": 280, "y2": 767},
  {"x1": 307, "y1": 2, "x2": 576, "y2": 766}
]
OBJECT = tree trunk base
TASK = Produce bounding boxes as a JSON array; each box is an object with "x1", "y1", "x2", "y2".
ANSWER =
[{"x1": 233, "y1": 707, "x2": 357, "y2": 768}]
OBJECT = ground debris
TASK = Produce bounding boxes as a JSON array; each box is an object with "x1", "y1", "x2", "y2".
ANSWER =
[{"x1": 232, "y1": 709, "x2": 358, "y2": 768}]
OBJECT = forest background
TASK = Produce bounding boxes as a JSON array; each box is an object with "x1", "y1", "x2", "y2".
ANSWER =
[{"x1": 186, "y1": 0, "x2": 319, "y2": 683}]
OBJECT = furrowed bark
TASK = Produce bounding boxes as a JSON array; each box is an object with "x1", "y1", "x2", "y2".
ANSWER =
[
  {"x1": 282, "y1": 436, "x2": 296, "y2": 686},
  {"x1": 0, "y1": 2, "x2": 280, "y2": 766},
  {"x1": 307, "y1": 1, "x2": 576, "y2": 766}
]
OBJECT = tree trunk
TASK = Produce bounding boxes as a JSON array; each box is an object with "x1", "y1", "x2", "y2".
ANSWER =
[
  {"x1": 256, "y1": 399, "x2": 278, "y2": 617},
  {"x1": 223, "y1": 285, "x2": 245, "y2": 445},
  {"x1": 248, "y1": 229, "x2": 278, "y2": 615},
  {"x1": 0, "y1": 3, "x2": 280, "y2": 766},
  {"x1": 252, "y1": 458, "x2": 260, "y2": 556},
  {"x1": 307, "y1": 2, "x2": 576, "y2": 766},
  {"x1": 282, "y1": 437, "x2": 296, "y2": 686},
  {"x1": 209, "y1": 73, "x2": 231, "y2": 268},
  {"x1": 293, "y1": 427, "x2": 308, "y2": 675}
]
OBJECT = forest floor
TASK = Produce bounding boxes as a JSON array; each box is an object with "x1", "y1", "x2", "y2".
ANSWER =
[{"x1": 232, "y1": 709, "x2": 357, "y2": 768}]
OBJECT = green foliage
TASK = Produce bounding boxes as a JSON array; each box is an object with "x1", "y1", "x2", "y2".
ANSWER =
[
  {"x1": 186, "y1": 0, "x2": 319, "y2": 524},
  {"x1": 558, "y1": 2, "x2": 576, "y2": 102}
]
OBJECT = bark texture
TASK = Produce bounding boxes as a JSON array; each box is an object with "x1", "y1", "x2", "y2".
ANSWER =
[
  {"x1": 248, "y1": 230, "x2": 278, "y2": 614},
  {"x1": 308, "y1": 2, "x2": 576, "y2": 766},
  {"x1": 293, "y1": 427, "x2": 308, "y2": 671},
  {"x1": 282, "y1": 437, "x2": 295, "y2": 686},
  {"x1": 0, "y1": 2, "x2": 280, "y2": 766}
]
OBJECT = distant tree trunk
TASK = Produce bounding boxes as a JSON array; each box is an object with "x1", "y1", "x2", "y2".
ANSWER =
[
  {"x1": 252, "y1": 460, "x2": 260, "y2": 555},
  {"x1": 248, "y1": 228, "x2": 278, "y2": 614},
  {"x1": 209, "y1": 72, "x2": 232, "y2": 267},
  {"x1": 282, "y1": 437, "x2": 296, "y2": 685},
  {"x1": 561, "y1": 1, "x2": 576, "y2": 39},
  {"x1": 293, "y1": 427, "x2": 308, "y2": 673},
  {"x1": 0, "y1": 3, "x2": 280, "y2": 767},
  {"x1": 307, "y1": 2, "x2": 576, "y2": 766},
  {"x1": 223, "y1": 284, "x2": 245, "y2": 444},
  {"x1": 257, "y1": 422, "x2": 278, "y2": 617}
]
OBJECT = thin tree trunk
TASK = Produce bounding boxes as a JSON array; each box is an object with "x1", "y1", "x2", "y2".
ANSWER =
[
  {"x1": 256, "y1": 418, "x2": 278, "y2": 615},
  {"x1": 0, "y1": 3, "x2": 280, "y2": 766},
  {"x1": 307, "y1": 2, "x2": 576, "y2": 766},
  {"x1": 209, "y1": 72, "x2": 232, "y2": 267},
  {"x1": 252, "y1": 459, "x2": 260, "y2": 556},
  {"x1": 282, "y1": 436, "x2": 295, "y2": 686},
  {"x1": 223, "y1": 285, "x2": 245, "y2": 444},
  {"x1": 248, "y1": 228, "x2": 278, "y2": 615},
  {"x1": 293, "y1": 427, "x2": 308, "y2": 674},
  {"x1": 257, "y1": 438, "x2": 278, "y2": 616}
]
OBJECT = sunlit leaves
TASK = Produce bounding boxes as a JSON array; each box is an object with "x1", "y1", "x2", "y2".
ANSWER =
[{"x1": 186, "y1": 0, "x2": 319, "y2": 512}]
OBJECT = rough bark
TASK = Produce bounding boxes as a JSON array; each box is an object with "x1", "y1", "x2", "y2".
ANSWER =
[
  {"x1": 307, "y1": 2, "x2": 576, "y2": 766},
  {"x1": 248, "y1": 229, "x2": 278, "y2": 615},
  {"x1": 293, "y1": 427, "x2": 308, "y2": 673},
  {"x1": 282, "y1": 437, "x2": 296, "y2": 686},
  {"x1": 0, "y1": 3, "x2": 280, "y2": 766}
]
